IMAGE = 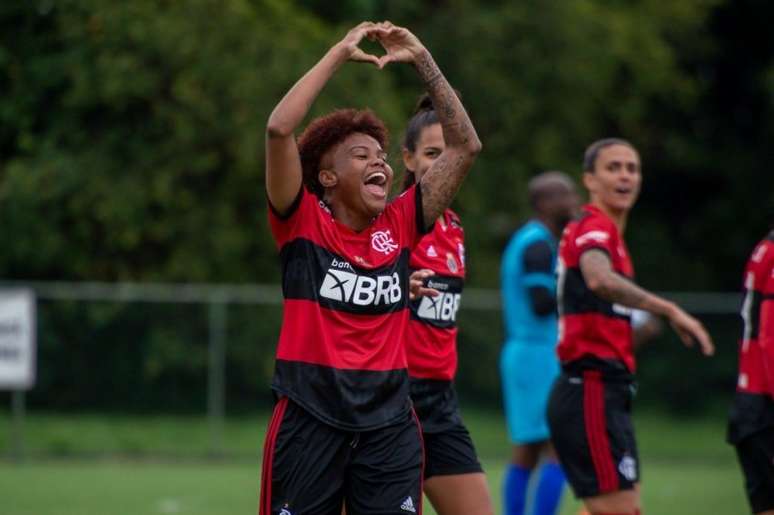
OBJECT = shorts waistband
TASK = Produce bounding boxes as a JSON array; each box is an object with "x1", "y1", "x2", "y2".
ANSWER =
[{"x1": 561, "y1": 364, "x2": 634, "y2": 384}]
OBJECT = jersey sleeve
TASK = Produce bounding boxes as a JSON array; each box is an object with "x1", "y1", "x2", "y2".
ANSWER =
[
  {"x1": 573, "y1": 215, "x2": 616, "y2": 259},
  {"x1": 267, "y1": 186, "x2": 309, "y2": 248},
  {"x1": 384, "y1": 184, "x2": 430, "y2": 248},
  {"x1": 522, "y1": 239, "x2": 555, "y2": 290}
]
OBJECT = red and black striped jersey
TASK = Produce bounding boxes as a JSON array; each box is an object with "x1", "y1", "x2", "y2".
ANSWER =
[
  {"x1": 406, "y1": 209, "x2": 465, "y2": 381},
  {"x1": 268, "y1": 185, "x2": 427, "y2": 431},
  {"x1": 727, "y1": 232, "x2": 774, "y2": 444},
  {"x1": 737, "y1": 232, "x2": 774, "y2": 398},
  {"x1": 557, "y1": 204, "x2": 636, "y2": 373}
]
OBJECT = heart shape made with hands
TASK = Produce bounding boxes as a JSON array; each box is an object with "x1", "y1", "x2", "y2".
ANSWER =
[{"x1": 348, "y1": 23, "x2": 422, "y2": 69}]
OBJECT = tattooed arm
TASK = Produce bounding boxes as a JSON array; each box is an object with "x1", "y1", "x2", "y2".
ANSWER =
[
  {"x1": 581, "y1": 250, "x2": 653, "y2": 308},
  {"x1": 375, "y1": 24, "x2": 482, "y2": 229},
  {"x1": 415, "y1": 50, "x2": 482, "y2": 228},
  {"x1": 580, "y1": 249, "x2": 714, "y2": 355}
]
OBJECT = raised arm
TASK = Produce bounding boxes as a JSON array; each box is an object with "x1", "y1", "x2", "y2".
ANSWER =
[
  {"x1": 580, "y1": 249, "x2": 715, "y2": 356},
  {"x1": 265, "y1": 23, "x2": 380, "y2": 215},
  {"x1": 374, "y1": 24, "x2": 482, "y2": 229}
]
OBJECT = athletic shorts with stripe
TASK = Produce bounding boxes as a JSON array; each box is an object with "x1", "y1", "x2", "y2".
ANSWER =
[
  {"x1": 547, "y1": 370, "x2": 640, "y2": 498},
  {"x1": 410, "y1": 378, "x2": 483, "y2": 479},
  {"x1": 259, "y1": 397, "x2": 424, "y2": 515},
  {"x1": 734, "y1": 426, "x2": 774, "y2": 514}
]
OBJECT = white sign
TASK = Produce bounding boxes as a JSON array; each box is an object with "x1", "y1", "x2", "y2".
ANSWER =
[{"x1": 0, "y1": 289, "x2": 36, "y2": 390}]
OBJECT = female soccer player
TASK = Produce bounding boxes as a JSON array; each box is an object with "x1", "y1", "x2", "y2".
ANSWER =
[
  {"x1": 547, "y1": 138, "x2": 714, "y2": 515},
  {"x1": 263, "y1": 21, "x2": 481, "y2": 515},
  {"x1": 401, "y1": 94, "x2": 494, "y2": 515},
  {"x1": 727, "y1": 232, "x2": 774, "y2": 515}
]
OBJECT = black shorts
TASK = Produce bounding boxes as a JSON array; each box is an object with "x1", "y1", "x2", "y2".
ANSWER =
[
  {"x1": 734, "y1": 427, "x2": 774, "y2": 514},
  {"x1": 547, "y1": 370, "x2": 640, "y2": 498},
  {"x1": 259, "y1": 398, "x2": 424, "y2": 515},
  {"x1": 727, "y1": 392, "x2": 774, "y2": 445},
  {"x1": 410, "y1": 378, "x2": 483, "y2": 479}
]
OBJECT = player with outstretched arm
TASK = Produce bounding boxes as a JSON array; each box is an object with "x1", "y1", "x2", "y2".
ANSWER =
[{"x1": 547, "y1": 138, "x2": 714, "y2": 515}]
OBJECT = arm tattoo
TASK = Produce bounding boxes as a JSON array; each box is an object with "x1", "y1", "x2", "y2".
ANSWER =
[
  {"x1": 415, "y1": 52, "x2": 442, "y2": 85},
  {"x1": 420, "y1": 154, "x2": 465, "y2": 228},
  {"x1": 414, "y1": 50, "x2": 481, "y2": 228},
  {"x1": 580, "y1": 249, "x2": 649, "y2": 308}
]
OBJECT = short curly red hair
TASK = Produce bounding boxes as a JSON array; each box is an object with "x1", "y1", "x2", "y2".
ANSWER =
[{"x1": 297, "y1": 109, "x2": 389, "y2": 198}]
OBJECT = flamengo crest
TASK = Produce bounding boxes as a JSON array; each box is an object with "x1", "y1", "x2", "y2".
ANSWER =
[{"x1": 371, "y1": 230, "x2": 398, "y2": 255}]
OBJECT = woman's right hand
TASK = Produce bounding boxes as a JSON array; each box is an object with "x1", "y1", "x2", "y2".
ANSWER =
[
  {"x1": 667, "y1": 305, "x2": 715, "y2": 356},
  {"x1": 337, "y1": 22, "x2": 381, "y2": 67},
  {"x1": 409, "y1": 269, "x2": 440, "y2": 301}
]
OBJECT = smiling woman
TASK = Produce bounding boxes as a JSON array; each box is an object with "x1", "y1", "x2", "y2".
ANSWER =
[
  {"x1": 296, "y1": 112, "x2": 392, "y2": 230},
  {"x1": 261, "y1": 21, "x2": 481, "y2": 515},
  {"x1": 295, "y1": 109, "x2": 390, "y2": 222},
  {"x1": 548, "y1": 138, "x2": 715, "y2": 515}
]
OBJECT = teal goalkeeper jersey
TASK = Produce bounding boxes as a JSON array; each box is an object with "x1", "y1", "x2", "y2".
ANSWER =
[{"x1": 500, "y1": 220, "x2": 558, "y2": 345}]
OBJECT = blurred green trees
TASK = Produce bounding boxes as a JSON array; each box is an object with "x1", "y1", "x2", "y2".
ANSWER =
[
  {"x1": 0, "y1": 0, "x2": 403, "y2": 281},
  {"x1": 2, "y1": 0, "x2": 773, "y2": 411},
  {"x1": 2, "y1": 0, "x2": 772, "y2": 288}
]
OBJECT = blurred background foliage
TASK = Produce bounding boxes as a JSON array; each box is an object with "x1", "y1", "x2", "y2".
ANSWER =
[{"x1": 1, "y1": 0, "x2": 773, "y2": 412}]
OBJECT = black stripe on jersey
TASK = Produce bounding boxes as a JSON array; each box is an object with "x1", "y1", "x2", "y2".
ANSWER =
[
  {"x1": 273, "y1": 359, "x2": 411, "y2": 431},
  {"x1": 562, "y1": 266, "x2": 632, "y2": 321},
  {"x1": 409, "y1": 274, "x2": 464, "y2": 328},
  {"x1": 267, "y1": 185, "x2": 304, "y2": 221},
  {"x1": 415, "y1": 183, "x2": 431, "y2": 235},
  {"x1": 742, "y1": 289, "x2": 762, "y2": 339},
  {"x1": 764, "y1": 293, "x2": 774, "y2": 300},
  {"x1": 280, "y1": 238, "x2": 410, "y2": 315}
]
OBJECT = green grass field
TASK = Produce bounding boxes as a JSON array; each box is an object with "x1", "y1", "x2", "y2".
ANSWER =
[{"x1": 0, "y1": 409, "x2": 747, "y2": 515}]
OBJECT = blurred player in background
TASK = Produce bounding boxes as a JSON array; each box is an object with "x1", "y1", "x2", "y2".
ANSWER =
[
  {"x1": 402, "y1": 93, "x2": 494, "y2": 515},
  {"x1": 547, "y1": 138, "x2": 714, "y2": 515},
  {"x1": 499, "y1": 171, "x2": 578, "y2": 515},
  {"x1": 263, "y1": 21, "x2": 481, "y2": 515},
  {"x1": 727, "y1": 232, "x2": 774, "y2": 515}
]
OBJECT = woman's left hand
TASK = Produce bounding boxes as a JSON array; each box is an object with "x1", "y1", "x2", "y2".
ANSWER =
[{"x1": 372, "y1": 22, "x2": 427, "y2": 68}]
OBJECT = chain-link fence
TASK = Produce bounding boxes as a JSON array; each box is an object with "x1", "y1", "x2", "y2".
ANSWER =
[{"x1": 0, "y1": 282, "x2": 742, "y2": 458}]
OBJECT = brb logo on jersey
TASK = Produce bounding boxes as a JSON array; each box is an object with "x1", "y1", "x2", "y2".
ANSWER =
[
  {"x1": 417, "y1": 290, "x2": 461, "y2": 322},
  {"x1": 319, "y1": 258, "x2": 402, "y2": 306},
  {"x1": 371, "y1": 230, "x2": 398, "y2": 255}
]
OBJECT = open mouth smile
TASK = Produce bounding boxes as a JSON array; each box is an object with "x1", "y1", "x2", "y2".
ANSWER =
[{"x1": 364, "y1": 171, "x2": 388, "y2": 199}]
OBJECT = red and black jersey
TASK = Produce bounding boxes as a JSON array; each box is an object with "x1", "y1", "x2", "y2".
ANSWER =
[
  {"x1": 736, "y1": 232, "x2": 774, "y2": 397},
  {"x1": 268, "y1": 185, "x2": 427, "y2": 431},
  {"x1": 557, "y1": 204, "x2": 636, "y2": 374},
  {"x1": 728, "y1": 231, "x2": 774, "y2": 444},
  {"x1": 406, "y1": 209, "x2": 466, "y2": 381}
]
